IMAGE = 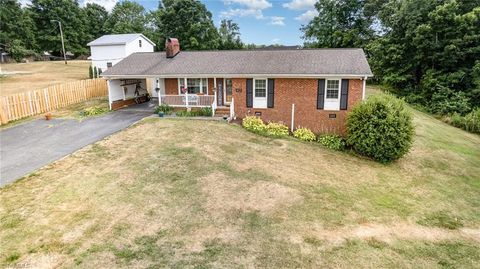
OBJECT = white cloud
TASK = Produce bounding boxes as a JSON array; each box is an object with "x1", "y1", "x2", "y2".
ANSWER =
[
  {"x1": 269, "y1": 16, "x2": 285, "y2": 26},
  {"x1": 224, "y1": 0, "x2": 272, "y2": 10},
  {"x1": 221, "y1": 0, "x2": 273, "y2": 20},
  {"x1": 82, "y1": 0, "x2": 118, "y2": 12},
  {"x1": 282, "y1": 0, "x2": 316, "y2": 10},
  {"x1": 271, "y1": 38, "x2": 281, "y2": 43},
  {"x1": 295, "y1": 9, "x2": 317, "y2": 22},
  {"x1": 220, "y1": 8, "x2": 265, "y2": 19}
]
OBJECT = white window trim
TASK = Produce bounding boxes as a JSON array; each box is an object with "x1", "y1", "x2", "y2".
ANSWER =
[
  {"x1": 253, "y1": 78, "x2": 268, "y2": 108},
  {"x1": 323, "y1": 78, "x2": 342, "y2": 111},
  {"x1": 177, "y1": 78, "x2": 208, "y2": 94}
]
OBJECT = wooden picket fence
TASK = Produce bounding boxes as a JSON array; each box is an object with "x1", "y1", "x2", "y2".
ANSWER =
[{"x1": 0, "y1": 79, "x2": 108, "y2": 125}]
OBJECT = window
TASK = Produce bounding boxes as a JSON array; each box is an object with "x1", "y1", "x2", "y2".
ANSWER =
[
  {"x1": 107, "y1": 62, "x2": 112, "y2": 68},
  {"x1": 326, "y1": 80, "x2": 340, "y2": 99},
  {"x1": 139, "y1": 40, "x2": 142, "y2": 47},
  {"x1": 178, "y1": 78, "x2": 208, "y2": 94},
  {"x1": 254, "y1": 79, "x2": 266, "y2": 97}
]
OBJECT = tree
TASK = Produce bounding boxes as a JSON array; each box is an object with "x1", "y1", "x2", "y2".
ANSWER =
[
  {"x1": 29, "y1": 0, "x2": 88, "y2": 56},
  {"x1": 301, "y1": 0, "x2": 375, "y2": 48},
  {"x1": 218, "y1": 19, "x2": 243, "y2": 50},
  {"x1": 83, "y1": 3, "x2": 108, "y2": 42},
  {"x1": 154, "y1": 0, "x2": 220, "y2": 50},
  {"x1": 0, "y1": 0, "x2": 37, "y2": 60},
  {"x1": 367, "y1": 0, "x2": 480, "y2": 112},
  {"x1": 103, "y1": 0, "x2": 147, "y2": 34}
]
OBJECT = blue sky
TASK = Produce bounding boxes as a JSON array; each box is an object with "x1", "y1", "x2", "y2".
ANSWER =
[{"x1": 81, "y1": 0, "x2": 319, "y2": 45}]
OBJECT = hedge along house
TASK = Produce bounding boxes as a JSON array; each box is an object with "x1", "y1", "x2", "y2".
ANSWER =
[{"x1": 102, "y1": 38, "x2": 373, "y2": 134}]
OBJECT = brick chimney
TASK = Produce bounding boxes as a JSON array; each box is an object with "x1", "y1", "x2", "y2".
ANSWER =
[{"x1": 165, "y1": 38, "x2": 180, "y2": 58}]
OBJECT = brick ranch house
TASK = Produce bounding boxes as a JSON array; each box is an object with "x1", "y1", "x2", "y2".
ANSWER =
[{"x1": 102, "y1": 38, "x2": 373, "y2": 134}]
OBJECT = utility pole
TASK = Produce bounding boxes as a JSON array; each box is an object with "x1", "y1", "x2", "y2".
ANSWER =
[{"x1": 51, "y1": 20, "x2": 67, "y2": 65}]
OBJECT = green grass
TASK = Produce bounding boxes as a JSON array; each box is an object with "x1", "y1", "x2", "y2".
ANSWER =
[{"x1": 0, "y1": 87, "x2": 479, "y2": 268}]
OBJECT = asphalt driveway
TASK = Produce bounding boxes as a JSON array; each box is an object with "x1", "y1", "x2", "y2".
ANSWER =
[{"x1": 0, "y1": 104, "x2": 154, "y2": 187}]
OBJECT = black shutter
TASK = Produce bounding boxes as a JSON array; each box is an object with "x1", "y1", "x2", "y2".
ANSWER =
[
  {"x1": 246, "y1": 79, "x2": 253, "y2": 108},
  {"x1": 267, "y1": 78, "x2": 274, "y2": 108},
  {"x1": 317, "y1": 79, "x2": 325, "y2": 109},
  {"x1": 340, "y1": 79, "x2": 349, "y2": 110}
]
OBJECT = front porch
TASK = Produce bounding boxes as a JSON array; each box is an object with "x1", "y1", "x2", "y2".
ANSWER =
[
  {"x1": 107, "y1": 77, "x2": 235, "y2": 118},
  {"x1": 158, "y1": 77, "x2": 235, "y2": 118}
]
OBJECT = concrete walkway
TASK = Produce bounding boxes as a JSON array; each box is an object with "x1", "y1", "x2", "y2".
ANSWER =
[{"x1": 0, "y1": 104, "x2": 155, "y2": 187}]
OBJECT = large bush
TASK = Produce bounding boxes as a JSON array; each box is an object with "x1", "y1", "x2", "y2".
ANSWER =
[{"x1": 346, "y1": 94, "x2": 414, "y2": 163}]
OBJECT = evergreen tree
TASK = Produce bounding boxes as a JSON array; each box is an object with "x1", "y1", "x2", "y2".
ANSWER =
[{"x1": 89, "y1": 65, "x2": 93, "y2": 79}]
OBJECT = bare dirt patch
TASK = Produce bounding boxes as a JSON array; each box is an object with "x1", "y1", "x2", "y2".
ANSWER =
[
  {"x1": 304, "y1": 222, "x2": 480, "y2": 245},
  {"x1": 201, "y1": 172, "x2": 303, "y2": 216}
]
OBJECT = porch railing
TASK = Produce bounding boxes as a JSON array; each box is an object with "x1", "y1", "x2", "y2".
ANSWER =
[{"x1": 159, "y1": 94, "x2": 215, "y2": 107}]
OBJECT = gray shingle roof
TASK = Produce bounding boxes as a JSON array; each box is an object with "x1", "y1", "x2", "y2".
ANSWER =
[
  {"x1": 102, "y1": 48, "x2": 373, "y2": 77},
  {"x1": 87, "y1": 34, "x2": 155, "y2": 46}
]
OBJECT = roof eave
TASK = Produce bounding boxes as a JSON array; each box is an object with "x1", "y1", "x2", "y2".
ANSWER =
[{"x1": 101, "y1": 73, "x2": 374, "y2": 79}]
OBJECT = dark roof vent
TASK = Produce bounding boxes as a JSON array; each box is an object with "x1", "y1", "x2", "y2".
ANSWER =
[{"x1": 165, "y1": 38, "x2": 180, "y2": 58}]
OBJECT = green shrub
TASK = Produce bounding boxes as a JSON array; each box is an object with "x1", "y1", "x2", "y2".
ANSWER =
[
  {"x1": 265, "y1": 122, "x2": 289, "y2": 137},
  {"x1": 175, "y1": 107, "x2": 212, "y2": 117},
  {"x1": 448, "y1": 108, "x2": 480, "y2": 134},
  {"x1": 155, "y1": 104, "x2": 173, "y2": 115},
  {"x1": 175, "y1": 110, "x2": 194, "y2": 117},
  {"x1": 318, "y1": 134, "x2": 345, "y2": 150},
  {"x1": 293, "y1": 127, "x2": 316, "y2": 141},
  {"x1": 79, "y1": 106, "x2": 108, "y2": 117},
  {"x1": 429, "y1": 85, "x2": 471, "y2": 115},
  {"x1": 242, "y1": 116, "x2": 266, "y2": 134},
  {"x1": 346, "y1": 94, "x2": 414, "y2": 163},
  {"x1": 199, "y1": 106, "x2": 212, "y2": 116}
]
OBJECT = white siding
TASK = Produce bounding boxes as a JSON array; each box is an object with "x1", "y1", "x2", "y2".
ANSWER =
[
  {"x1": 90, "y1": 45, "x2": 126, "y2": 71},
  {"x1": 90, "y1": 36, "x2": 154, "y2": 72},
  {"x1": 108, "y1": 80, "x2": 124, "y2": 103},
  {"x1": 125, "y1": 36, "x2": 155, "y2": 55}
]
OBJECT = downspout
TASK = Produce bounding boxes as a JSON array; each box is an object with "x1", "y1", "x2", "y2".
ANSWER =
[{"x1": 362, "y1": 76, "x2": 367, "y2": 100}]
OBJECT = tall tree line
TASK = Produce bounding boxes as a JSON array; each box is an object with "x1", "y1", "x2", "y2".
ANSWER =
[
  {"x1": 302, "y1": 0, "x2": 480, "y2": 116},
  {"x1": 0, "y1": 0, "x2": 243, "y2": 61}
]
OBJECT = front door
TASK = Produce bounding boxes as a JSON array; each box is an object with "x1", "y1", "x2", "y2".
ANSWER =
[{"x1": 224, "y1": 78, "x2": 233, "y2": 104}]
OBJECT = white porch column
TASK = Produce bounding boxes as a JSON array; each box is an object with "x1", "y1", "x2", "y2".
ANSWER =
[{"x1": 213, "y1": 77, "x2": 217, "y2": 105}]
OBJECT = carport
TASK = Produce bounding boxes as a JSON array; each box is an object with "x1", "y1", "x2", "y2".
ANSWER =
[{"x1": 107, "y1": 78, "x2": 160, "y2": 110}]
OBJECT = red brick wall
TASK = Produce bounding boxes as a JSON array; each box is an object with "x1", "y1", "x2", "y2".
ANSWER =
[
  {"x1": 165, "y1": 78, "x2": 178, "y2": 95},
  {"x1": 166, "y1": 78, "x2": 219, "y2": 95},
  {"x1": 232, "y1": 78, "x2": 363, "y2": 135}
]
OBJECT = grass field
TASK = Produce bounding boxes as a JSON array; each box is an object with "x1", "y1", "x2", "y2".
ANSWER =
[
  {"x1": 0, "y1": 61, "x2": 90, "y2": 96},
  {"x1": 1, "y1": 88, "x2": 479, "y2": 268}
]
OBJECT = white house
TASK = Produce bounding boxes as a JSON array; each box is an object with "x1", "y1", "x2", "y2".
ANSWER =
[{"x1": 87, "y1": 33, "x2": 155, "y2": 71}]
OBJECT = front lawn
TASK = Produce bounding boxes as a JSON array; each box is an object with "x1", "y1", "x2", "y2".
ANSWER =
[{"x1": 1, "y1": 94, "x2": 479, "y2": 268}]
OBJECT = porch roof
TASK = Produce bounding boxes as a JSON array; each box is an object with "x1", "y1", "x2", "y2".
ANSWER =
[{"x1": 102, "y1": 48, "x2": 373, "y2": 78}]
